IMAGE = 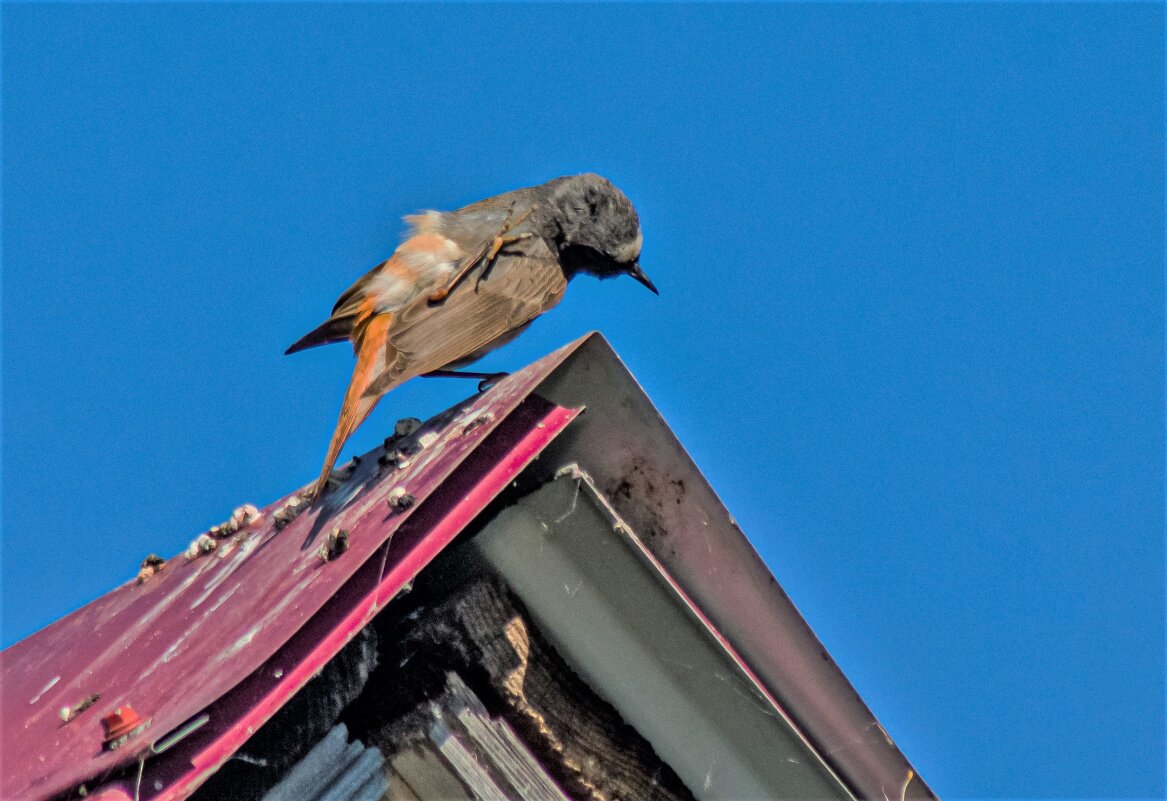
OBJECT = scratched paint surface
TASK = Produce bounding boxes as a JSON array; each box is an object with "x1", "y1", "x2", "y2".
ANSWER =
[{"x1": 0, "y1": 335, "x2": 589, "y2": 801}]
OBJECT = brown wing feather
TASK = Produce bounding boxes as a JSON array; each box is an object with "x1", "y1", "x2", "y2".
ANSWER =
[
  {"x1": 332, "y1": 259, "x2": 392, "y2": 316},
  {"x1": 288, "y1": 227, "x2": 466, "y2": 355},
  {"x1": 427, "y1": 187, "x2": 542, "y2": 254},
  {"x1": 363, "y1": 245, "x2": 568, "y2": 397}
]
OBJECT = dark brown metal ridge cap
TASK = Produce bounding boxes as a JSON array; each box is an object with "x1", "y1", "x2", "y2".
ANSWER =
[{"x1": 529, "y1": 332, "x2": 937, "y2": 801}]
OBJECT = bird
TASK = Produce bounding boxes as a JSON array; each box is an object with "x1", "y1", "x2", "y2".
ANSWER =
[{"x1": 285, "y1": 173, "x2": 656, "y2": 500}]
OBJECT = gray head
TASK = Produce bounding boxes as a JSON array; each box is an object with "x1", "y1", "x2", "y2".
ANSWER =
[{"x1": 538, "y1": 173, "x2": 656, "y2": 294}]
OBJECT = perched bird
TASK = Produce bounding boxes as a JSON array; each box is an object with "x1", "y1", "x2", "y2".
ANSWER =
[{"x1": 286, "y1": 173, "x2": 655, "y2": 499}]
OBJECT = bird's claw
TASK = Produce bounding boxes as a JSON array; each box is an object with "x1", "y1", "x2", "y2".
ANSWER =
[
  {"x1": 475, "y1": 232, "x2": 535, "y2": 290},
  {"x1": 476, "y1": 372, "x2": 509, "y2": 392},
  {"x1": 428, "y1": 205, "x2": 536, "y2": 303}
]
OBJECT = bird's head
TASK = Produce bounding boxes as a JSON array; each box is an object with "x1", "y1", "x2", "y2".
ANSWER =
[{"x1": 543, "y1": 173, "x2": 657, "y2": 294}]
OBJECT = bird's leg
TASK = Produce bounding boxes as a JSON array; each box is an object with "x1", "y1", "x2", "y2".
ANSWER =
[
  {"x1": 422, "y1": 369, "x2": 510, "y2": 392},
  {"x1": 426, "y1": 250, "x2": 485, "y2": 305},
  {"x1": 427, "y1": 204, "x2": 537, "y2": 304},
  {"x1": 475, "y1": 205, "x2": 536, "y2": 289},
  {"x1": 475, "y1": 373, "x2": 508, "y2": 392}
]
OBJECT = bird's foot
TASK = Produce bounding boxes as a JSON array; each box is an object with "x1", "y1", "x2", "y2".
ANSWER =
[
  {"x1": 475, "y1": 205, "x2": 536, "y2": 289},
  {"x1": 427, "y1": 204, "x2": 537, "y2": 304},
  {"x1": 476, "y1": 372, "x2": 509, "y2": 392}
]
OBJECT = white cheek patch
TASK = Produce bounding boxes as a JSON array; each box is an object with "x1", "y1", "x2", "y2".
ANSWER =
[{"x1": 614, "y1": 229, "x2": 643, "y2": 263}]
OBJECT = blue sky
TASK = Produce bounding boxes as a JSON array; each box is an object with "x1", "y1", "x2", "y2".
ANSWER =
[{"x1": 2, "y1": 4, "x2": 1162, "y2": 798}]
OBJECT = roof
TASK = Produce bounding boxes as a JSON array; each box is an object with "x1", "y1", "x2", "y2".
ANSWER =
[
  {"x1": 1, "y1": 332, "x2": 934, "y2": 801},
  {"x1": 473, "y1": 468, "x2": 854, "y2": 799},
  {"x1": 1, "y1": 338, "x2": 583, "y2": 801}
]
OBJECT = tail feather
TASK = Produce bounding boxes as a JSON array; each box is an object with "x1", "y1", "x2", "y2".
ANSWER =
[
  {"x1": 285, "y1": 316, "x2": 356, "y2": 355},
  {"x1": 311, "y1": 314, "x2": 394, "y2": 500}
]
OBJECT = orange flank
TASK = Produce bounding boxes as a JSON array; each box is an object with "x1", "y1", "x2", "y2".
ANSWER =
[{"x1": 396, "y1": 232, "x2": 453, "y2": 261}]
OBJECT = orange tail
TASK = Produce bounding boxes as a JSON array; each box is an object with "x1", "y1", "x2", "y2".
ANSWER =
[{"x1": 311, "y1": 314, "x2": 393, "y2": 500}]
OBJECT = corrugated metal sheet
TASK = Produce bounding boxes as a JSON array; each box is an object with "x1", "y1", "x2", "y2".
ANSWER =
[
  {"x1": 0, "y1": 336, "x2": 587, "y2": 801},
  {"x1": 381, "y1": 672, "x2": 572, "y2": 801},
  {"x1": 259, "y1": 724, "x2": 386, "y2": 801}
]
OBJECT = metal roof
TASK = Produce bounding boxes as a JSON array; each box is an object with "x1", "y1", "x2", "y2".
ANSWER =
[
  {"x1": 1, "y1": 332, "x2": 935, "y2": 801},
  {"x1": 529, "y1": 335, "x2": 936, "y2": 801},
  {"x1": 0, "y1": 337, "x2": 584, "y2": 801}
]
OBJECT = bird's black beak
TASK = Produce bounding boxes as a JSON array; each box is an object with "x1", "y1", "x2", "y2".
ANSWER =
[{"x1": 627, "y1": 262, "x2": 658, "y2": 295}]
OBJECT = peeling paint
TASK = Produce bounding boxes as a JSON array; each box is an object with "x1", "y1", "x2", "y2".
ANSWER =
[
  {"x1": 207, "y1": 585, "x2": 240, "y2": 614},
  {"x1": 190, "y1": 532, "x2": 263, "y2": 610},
  {"x1": 458, "y1": 408, "x2": 495, "y2": 436},
  {"x1": 219, "y1": 625, "x2": 261, "y2": 662},
  {"x1": 28, "y1": 676, "x2": 60, "y2": 705}
]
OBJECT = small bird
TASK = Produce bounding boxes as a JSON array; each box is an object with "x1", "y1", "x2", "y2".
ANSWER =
[{"x1": 286, "y1": 173, "x2": 655, "y2": 500}]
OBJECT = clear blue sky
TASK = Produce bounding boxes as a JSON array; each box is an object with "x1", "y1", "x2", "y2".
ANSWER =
[{"x1": 3, "y1": 4, "x2": 1162, "y2": 798}]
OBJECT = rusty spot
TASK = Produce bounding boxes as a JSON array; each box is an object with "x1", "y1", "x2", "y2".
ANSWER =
[
  {"x1": 317, "y1": 528, "x2": 350, "y2": 562},
  {"x1": 136, "y1": 554, "x2": 166, "y2": 584},
  {"x1": 460, "y1": 411, "x2": 495, "y2": 436},
  {"x1": 58, "y1": 693, "x2": 100, "y2": 724},
  {"x1": 273, "y1": 493, "x2": 309, "y2": 530},
  {"x1": 101, "y1": 706, "x2": 149, "y2": 750},
  {"x1": 185, "y1": 534, "x2": 217, "y2": 560},
  {"x1": 387, "y1": 487, "x2": 416, "y2": 512},
  {"x1": 604, "y1": 457, "x2": 688, "y2": 542},
  {"x1": 612, "y1": 478, "x2": 634, "y2": 501}
]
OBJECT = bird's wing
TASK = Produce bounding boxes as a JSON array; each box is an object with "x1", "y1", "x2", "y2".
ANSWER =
[
  {"x1": 418, "y1": 186, "x2": 545, "y2": 256},
  {"x1": 337, "y1": 232, "x2": 468, "y2": 317},
  {"x1": 318, "y1": 188, "x2": 542, "y2": 334},
  {"x1": 363, "y1": 240, "x2": 568, "y2": 397},
  {"x1": 286, "y1": 229, "x2": 469, "y2": 354}
]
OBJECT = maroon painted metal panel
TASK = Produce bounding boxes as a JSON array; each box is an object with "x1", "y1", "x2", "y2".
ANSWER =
[{"x1": 0, "y1": 336, "x2": 588, "y2": 801}]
